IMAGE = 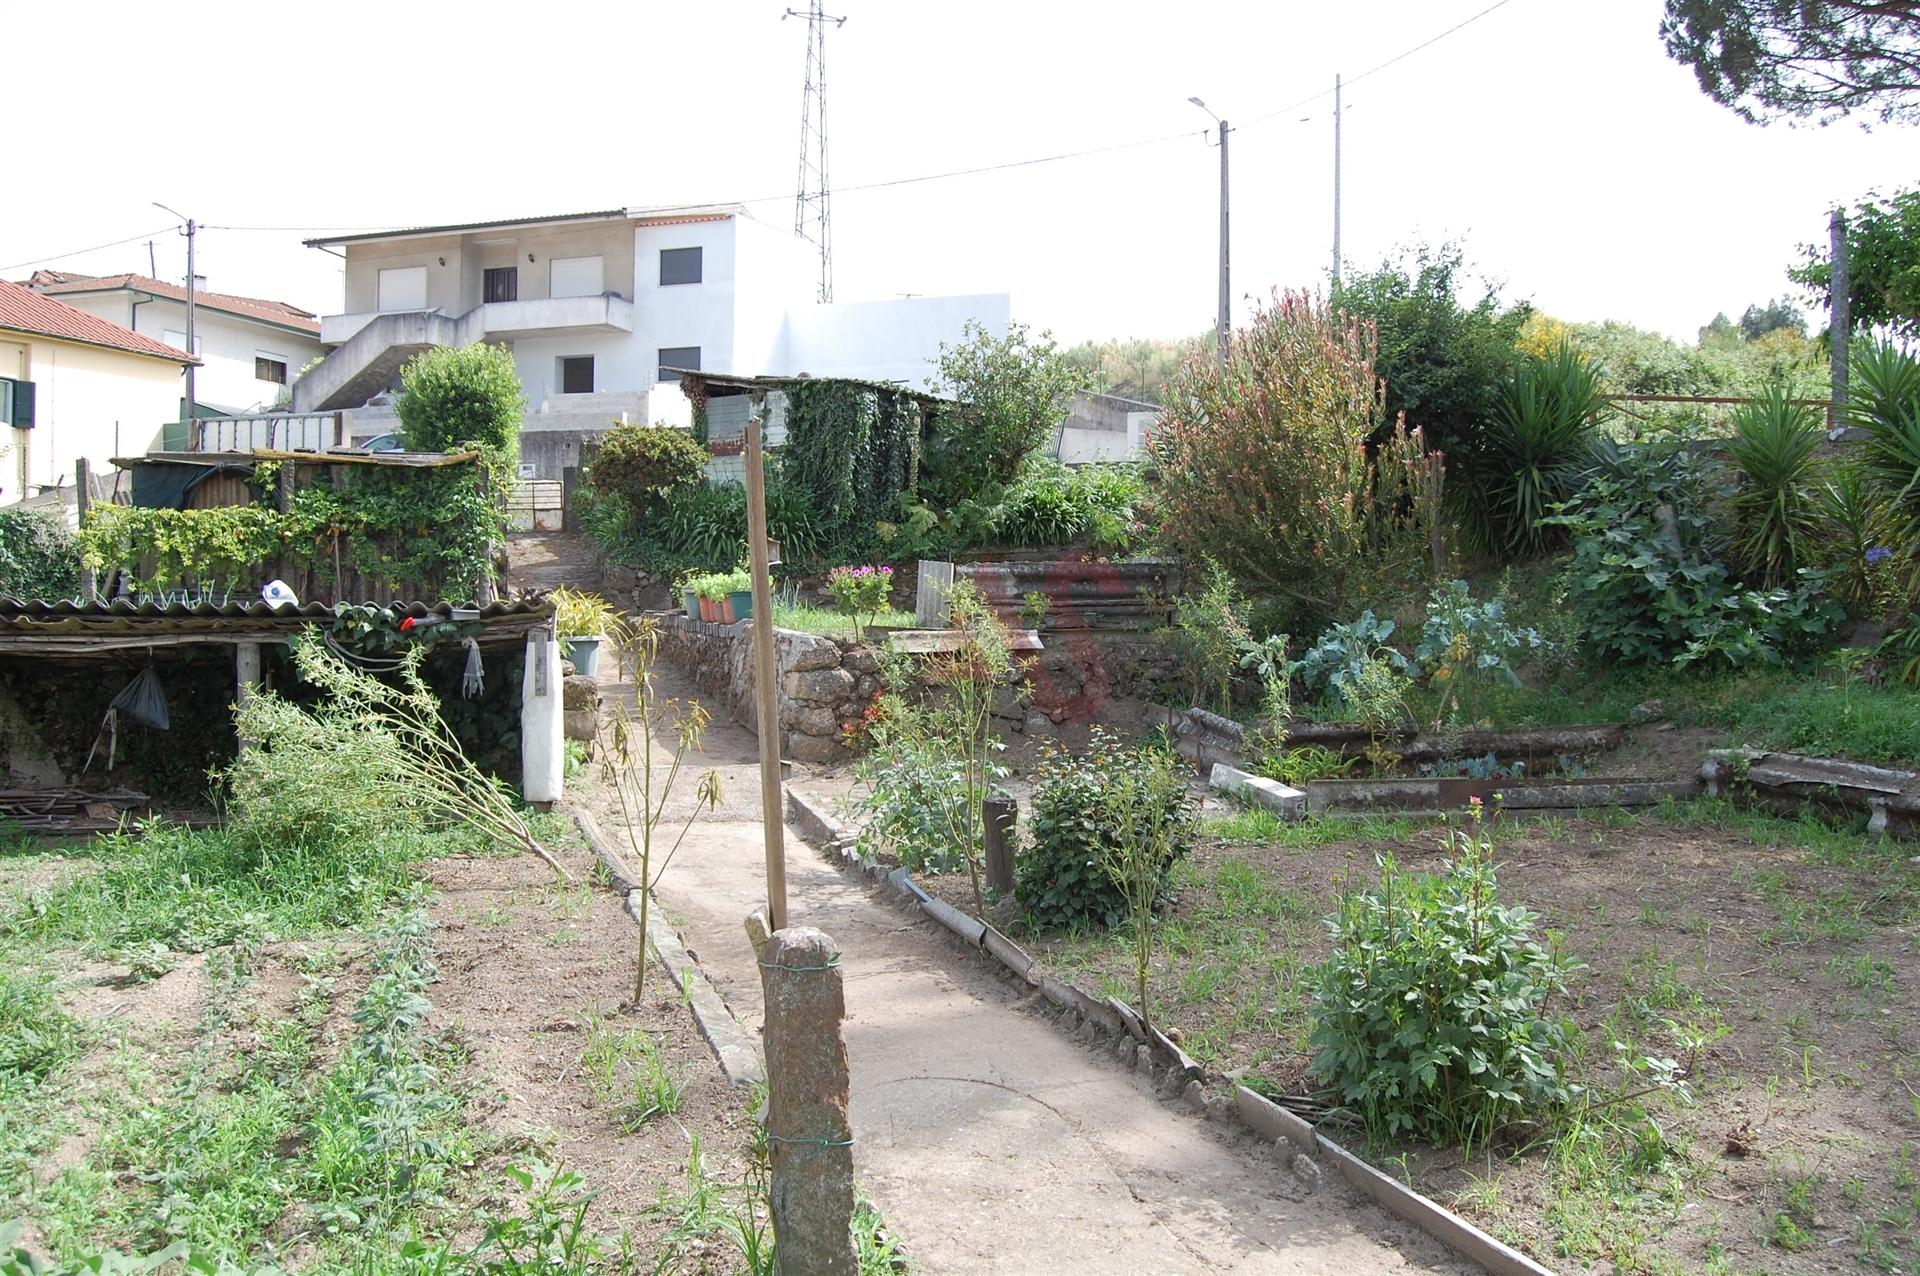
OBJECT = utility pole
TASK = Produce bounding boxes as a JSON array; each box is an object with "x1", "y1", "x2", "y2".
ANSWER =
[
  {"x1": 1332, "y1": 73, "x2": 1343, "y2": 289},
  {"x1": 154, "y1": 203, "x2": 197, "y2": 423},
  {"x1": 786, "y1": 2, "x2": 846, "y2": 303},
  {"x1": 1190, "y1": 98, "x2": 1230, "y2": 367},
  {"x1": 1829, "y1": 206, "x2": 1850, "y2": 425}
]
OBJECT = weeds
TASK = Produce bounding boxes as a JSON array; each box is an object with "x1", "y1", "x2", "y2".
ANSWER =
[{"x1": 579, "y1": 1014, "x2": 682, "y2": 1132}]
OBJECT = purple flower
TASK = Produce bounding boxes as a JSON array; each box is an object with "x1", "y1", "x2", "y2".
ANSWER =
[{"x1": 1867, "y1": 547, "x2": 1893, "y2": 564}]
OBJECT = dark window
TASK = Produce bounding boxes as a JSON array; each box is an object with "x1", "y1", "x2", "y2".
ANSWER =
[
  {"x1": 484, "y1": 267, "x2": 519, "y2": 303},
  {"x1": 659, "y1": 247, "x2": 703, "y2": 286},
  {"x1": 255, "y1": 357, "x2": 288, "y2": 385},
  {"x1": 657, "y1": 346, "x2": 700, "y2": 382},
  {"x1": 0, "y1": 377, "x2": 34, "y2": 428},
  {"x1": 560, "y1": 356, "x2": 595, "y2": 394}
]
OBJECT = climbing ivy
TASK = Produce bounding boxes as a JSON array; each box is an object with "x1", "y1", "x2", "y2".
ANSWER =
[
  {"x1": 78, "y1": 462, "x2": 503, "y2": 599},
  {"x1": 782, "y1": 381, "x2": 923, "y2": 537}
]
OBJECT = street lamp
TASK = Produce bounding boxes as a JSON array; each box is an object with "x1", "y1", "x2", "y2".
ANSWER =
[
  {"x1": 1189, "y1": 99, "x2": 1229, "y2": 368},
  {"x1": 152, "y1": 202, "x2": 197, "y2": 426}
]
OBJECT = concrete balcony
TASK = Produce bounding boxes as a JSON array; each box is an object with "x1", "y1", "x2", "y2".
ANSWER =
[{"x1": 319, "y1": 295, "x2": 634, "y2": 346}]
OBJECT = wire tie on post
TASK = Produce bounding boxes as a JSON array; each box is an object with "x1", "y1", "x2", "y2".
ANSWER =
[
  {"x1": 756, "y1": 955, "x2": 843, "y2": 972},
  {"x1": 765, "y1": 1133, "x2": 856, "y2": 1148}
]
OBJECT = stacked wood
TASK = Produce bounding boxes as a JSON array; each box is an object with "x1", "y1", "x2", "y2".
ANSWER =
[{"x1": 0, "y1": 787, "x2": 150, "y2": 831}]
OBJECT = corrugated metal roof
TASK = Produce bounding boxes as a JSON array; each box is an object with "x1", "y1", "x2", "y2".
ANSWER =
[
  {"x1": 0, "y1": 597, "x2": 551, "y2": 620},
  {"x1": 0, "y1": 596, "x2": 554, "y2": 652},
  {"x1": 676, "y1": 369, "x2": 942, "y2": 404}
]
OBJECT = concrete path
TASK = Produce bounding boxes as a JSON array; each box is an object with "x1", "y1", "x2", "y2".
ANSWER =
[{"x1": 576, "y1": 659, "x2": 1473, "y2": 1275}]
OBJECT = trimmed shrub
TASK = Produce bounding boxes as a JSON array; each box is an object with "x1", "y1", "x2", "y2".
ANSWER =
[
  {"x1": 0, "y1": 509, "x2": 80, "y2": 600},
  {"x1": 1015, "y1": 731, "x2": 1195, "y2": 931},
  {"x1": 586, "y1": 422, "x2": 709, "y2": 515},
  {"x1": 395, "y1": 342, "x2": 525, "y2": 470}
]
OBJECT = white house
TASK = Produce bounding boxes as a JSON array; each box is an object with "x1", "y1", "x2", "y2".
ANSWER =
[
  {"x1": 292, "y1": 206, "x2": 1008, "y2": 473},
  {"x1": 27, "y1": 271, "x2": 325, "y2": 416},
  {"x1": 0, "y1": 281, "x2": 197, "y2": 504}
]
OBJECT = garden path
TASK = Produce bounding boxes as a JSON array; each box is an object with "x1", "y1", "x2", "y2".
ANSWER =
[
  {"x1": 574, "y1": 658, "x2": 1475, "y2": 1275},
  {"x1": 504, "y1": 530, "x2": 603, "y2": 595}
]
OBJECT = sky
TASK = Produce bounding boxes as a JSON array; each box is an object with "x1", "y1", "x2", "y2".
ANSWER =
[{"x1": 3, "y1": 0, "x2": 1911, "y2": 348}]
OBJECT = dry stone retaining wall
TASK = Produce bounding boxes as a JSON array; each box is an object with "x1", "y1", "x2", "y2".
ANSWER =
[{"x1": 657, "y1": 614, "x2": 880, "y2": 763}]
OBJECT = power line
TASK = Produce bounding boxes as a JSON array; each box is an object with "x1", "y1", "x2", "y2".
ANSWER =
[
  {"x1": 1239, "y1": 0, "x2": 1517, "y2": 129},
  {"x1": 0, "y1": 225, "x2": 176, "y2": 274}
]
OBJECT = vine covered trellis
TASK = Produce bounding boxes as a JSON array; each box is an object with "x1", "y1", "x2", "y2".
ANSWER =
[{"x1": 80, "y1": 455, "x2": 505, "y2": 603}]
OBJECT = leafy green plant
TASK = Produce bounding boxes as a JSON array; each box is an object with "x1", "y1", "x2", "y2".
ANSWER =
[
  {"x1": 579, "y1": 1015, "x2": 682, "y2": 1132},
  {"x1": 0, "y1": 511, "x2": 80, "y2": 601},
  {"x1": 1290, "y1": 612, "x2": 1413, "y2": 712},
  {"x1": 0, "y1": 971, "x2": 81, "y2": 1085},
  {"x1": 1816, "y1": 463, "x2": 1903, "y2": 613},
  {"x1": 1726, "y1": 384, "x2": 1825, "y2": 585},
  {"x1": 584, "y1": 422, "x2": 709, "y2": 516},
  {"x1": 988, "y1": 459, "x2": 1144, "y2": 551},
  {"x1": 1482, "y1": 343, "x2": 1603, "y2": 553},
  {"x1": 394, "y1": 342, "x2": 525, "y2": 479},
  {"x1": 1016, "y1": 730, "x2": 1195, "y2": 932},
  {"x1": 1848, "y1": 340, "x2": 1920, "y2": 595},
  {"x1": 1252, "y1": 743, "x2": 1357, "y2": 787},
  {"x1": 1166, "y1": 562, "x2": 1250, "y2": 711},
  {"x1": 825, "y1": 565, "x2": 894, "y2": 639},
  {"x1": 923, "y1": 320, "x2": 1092, "y2": 508},
  {"x1": 548, "y1": 588, "x2": 623, "y2": 642},
  {"x1": 1018, "y1": 591, "x2": 1051, "y2": 628},
  {"x1": 1546, "y1": 443, "x2": 1841, "y2": 667},
  {"x1": 1415, "y1": 580, "x2": 1545, "y2": 728},
  {"x1": 850, "y1": 733, "x2": 982, "y2": 876},
  {"x1": 1307, "y1": 805, "x2": 1578, "y2": 1149}
]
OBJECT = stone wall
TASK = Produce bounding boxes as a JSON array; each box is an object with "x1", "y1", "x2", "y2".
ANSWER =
[{"x1": 656, "y1": 615, "x2": 881, "y2": 764}]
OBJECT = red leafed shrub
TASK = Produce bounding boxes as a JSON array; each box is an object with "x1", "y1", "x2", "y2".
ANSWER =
[{"x1": 1148, "y1": 289, "x2": 1438, "y2": 618}]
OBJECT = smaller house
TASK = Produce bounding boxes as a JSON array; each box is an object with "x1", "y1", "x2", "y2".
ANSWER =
[
  {"x1": 0, "y1": 281, "x2": 198, "y2": 506},
  {"x1": 26, "y1": 270, "x2": 325, "y2": 416}
]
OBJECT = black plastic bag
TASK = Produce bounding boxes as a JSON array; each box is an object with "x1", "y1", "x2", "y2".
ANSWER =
[{"x1": 110, "y1": 666, "x2": 170, "y2": 731}]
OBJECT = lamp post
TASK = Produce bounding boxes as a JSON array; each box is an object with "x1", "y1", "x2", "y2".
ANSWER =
[
  {"x1": 1189, "y1": 97, "x2": 1229, "y2": 368},
  {"x1": 153, "y1": 203, "x2": 197, "y2": 425}
]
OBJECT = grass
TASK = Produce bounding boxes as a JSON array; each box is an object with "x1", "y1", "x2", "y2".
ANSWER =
[
  {"x1": 580, "y1": 1012, "x2": 683, "y2": 1132},
  {"x1": 772, "y1": 599, "x2": 916, "y2": 638}
]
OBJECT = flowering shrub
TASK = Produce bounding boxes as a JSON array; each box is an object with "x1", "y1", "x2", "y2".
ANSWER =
[{"x1": 826, "y1": 564, "x2": 894, "y2": 637}]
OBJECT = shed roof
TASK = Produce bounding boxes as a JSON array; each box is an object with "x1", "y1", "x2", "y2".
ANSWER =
[
  {"x1": 0, "y1": 597, "x2": 553, "y2": 654},
  {"x1": 674, "y1": 369, "x2": 941, "y2": 405}
]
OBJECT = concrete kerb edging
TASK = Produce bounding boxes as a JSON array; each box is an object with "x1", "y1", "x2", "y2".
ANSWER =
[
  {"x1": 564, "y1": 804, "x2": 767, "y2": 1088},
  {"x1": 785, "y1": 784, "x2": 1551, "y2": 1276},
  {"x1": 1233, "y1": 1087, "x2": 1554, "y2": 1276}
]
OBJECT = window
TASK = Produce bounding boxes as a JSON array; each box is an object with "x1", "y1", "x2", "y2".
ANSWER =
[
  {"x1": 659, "y1": 247, "x2": 703, "y2": 286},
  {"x1": 162, "y1": 330, "x2": 203, "y2": 355},
  {"x1": 377, "y1": 266, "x2": 428, "y2": 312},
  {"x1": 0, "y1": 377, "x2": 34, "y2": 428},
  {"x1": 657, "y1": 346, "x2": 701, "y2": 382},
  {"x1": 484, "y1": 267, "x2": 519, "y2": 303},
  {"x1": 559, "y1": 356, "x2": 595, "y2": 395},
  {"x1": 549, "y1": 255, "x2": 604, "y2": 299},
  {"x1": 255, "y1": 354, "x2": 289, "y2": 385}
]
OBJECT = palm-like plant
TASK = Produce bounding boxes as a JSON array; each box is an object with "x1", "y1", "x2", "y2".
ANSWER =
[
  {"x1": 1483, "y1": 343, "x2": 1603, "y2": 553},
  {"x1": 1849, "y1": 341, "x2": 1920, "y2": 593},
  {"x1": 1818, "y1": 463, "x2": 1900, "y2": 610},
  {"x1": 1726, "y1": 384, "x2": 1824, "y2": 585}
]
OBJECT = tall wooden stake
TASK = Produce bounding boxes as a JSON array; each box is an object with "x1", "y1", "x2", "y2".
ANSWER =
[
  {"x1": 1830, "y1": 206, "x2": 1851, "y2": 426},
  {"x1": 746, "y1": 392, "x2": 789, "y2": 930},
  {"x1": 74, "y1": 459, "x2": 96, "y2": 602}
]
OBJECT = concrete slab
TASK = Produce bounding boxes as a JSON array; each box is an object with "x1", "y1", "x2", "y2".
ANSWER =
[{"x1": 1208, "y1": 763, "x2": 1307, "y2": 819}]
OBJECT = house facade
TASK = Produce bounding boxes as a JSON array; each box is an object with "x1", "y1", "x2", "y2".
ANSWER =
[
  {"x1": 0, "y1": 281, "x2": 197, "y2": 504},
  {"x1": 26, "y1": 271, "x2": 324, "y2": 416},
  {"x1": 293, "y1": 206, "x2": 1008, "y2": 474}
]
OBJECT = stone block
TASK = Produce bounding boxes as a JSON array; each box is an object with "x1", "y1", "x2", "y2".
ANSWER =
[
  {"x1": 788, "y1": 732, "x2": 844, "y2": 764},
  {"x1": 784, "y1": 667, "x2": 856, "y2": 703},
  {"x1": 563, "y1": 708, "x2": 597, "y2": 743},
  {"x1": 777, "y1": 630, "x2": 841, "y2": 673},
  {"x1": 1208, "y1": 763, "x2": 1307, "y2": 819},
  {"x1": 562, "y1": 673, "x2": 599, "y2": 712},
  {"x1": 842, "y1": 645, "x2": 880, "y2": 674},
  {"x1": 791, "y1": 704, "x2": 840, "y2": 738}
]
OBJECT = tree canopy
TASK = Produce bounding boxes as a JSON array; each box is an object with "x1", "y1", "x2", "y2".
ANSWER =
[
  {"x1": 1791, "y1": 185, "x2": 1920, "y2": 340},
  {"x1": 1660, "y1": 0, "x2": 1920, "y2": 126}
]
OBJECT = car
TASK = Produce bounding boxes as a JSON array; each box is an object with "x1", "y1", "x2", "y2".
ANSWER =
[{"x1": 360, "y1": 432, "x2": 404, "y2": 453}]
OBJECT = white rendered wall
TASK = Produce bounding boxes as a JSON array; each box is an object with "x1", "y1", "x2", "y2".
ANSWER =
[
  {"x1": 781, "y1": 293, "x2": 1012, "y2": 387},
  {"x1": 0, "y1": 336, "x2": 178, "y2": 503},
  {"x1": 55, "y1": 291, "x2": 324, "y2": 413},
  {"x1": 631, "y1": 219, "x2": 739, "y2": 385},
  {"x1": 731, "y1": 215, "x2": 814, "y2": 374}
]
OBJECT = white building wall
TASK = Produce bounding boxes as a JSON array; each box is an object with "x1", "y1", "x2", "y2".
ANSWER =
[
  {"x1": 630, "y1": 219, "x2": 739, "y2": 385},
  {"x1": 781, "y1": 293, "x2": 1012, "y2": 387},
  {"x1": 730, "y1": 215, "x2": 814, "y2": 375},
  {"x1": 0, "y1": 336, "x2": 178, "y2": 504},
  {"x1": 53, "y1": 291, "x2": 324, "y2": 413}
]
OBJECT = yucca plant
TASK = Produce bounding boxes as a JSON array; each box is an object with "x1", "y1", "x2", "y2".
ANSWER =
[
  {"x1": 1849, "y1": 341, "x2": 1920, "y2": 594},
  {"x1": 1483, "y1": 343, "x2": 1603, "y2": 554},
  {"x1": 1726, "y1": 385, "x2": 1824, "y2": 585},
  {"x1": 1817, "y1": 463, "x2": 1900, "y2": 610}
]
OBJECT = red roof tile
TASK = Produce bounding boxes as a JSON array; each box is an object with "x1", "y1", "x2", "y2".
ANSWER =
[
  {"x1": 29, "y1": 273, "x2": 321, "y2": 336},
  {"x1": 0, "y1": 281, "x2": 199, "y2": 364}
]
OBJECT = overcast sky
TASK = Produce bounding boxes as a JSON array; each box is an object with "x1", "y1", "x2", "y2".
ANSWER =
[{"x1": 5, "y1": 0, "x2": 1910, "y2": 348}]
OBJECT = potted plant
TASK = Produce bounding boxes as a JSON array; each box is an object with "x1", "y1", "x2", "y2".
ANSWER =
[
  {"x1": 695, "y1": 572, "x2": 730, "y2": 623},
  {"x1": 678, "y1": 571, "x2": 701, "y2": 621},
  {"x1": 724, "y1": 567, "x2": 755, "y2": 624},
  {"x1": 551, "y1": 587, "x2": 619, "y2": 677}
]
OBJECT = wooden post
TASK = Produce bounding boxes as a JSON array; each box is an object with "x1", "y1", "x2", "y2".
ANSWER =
[
  {"x1": 745, "y1": 392, "x2": 788, "y2": 930},
  {"x1": 1830, "y1": 207, "x2": 1851, "y2": 425},
  {"x1": 760, "y1": 927, "x2": 856, "y2": 1276},
  {"x1": 983, "y1": 793, "x2": 1017, "y2": 894},
  {"x1": 235, "y1": 641, "x2": 262, "y2": 752},
  {"x1": 74, "y1": 459, "x2": 96, "y2": 602}
]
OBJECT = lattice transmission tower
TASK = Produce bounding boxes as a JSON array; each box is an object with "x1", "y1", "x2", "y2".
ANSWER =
[{"x1": 784, "y1": 2, "x2": 845, "y2": 302}]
